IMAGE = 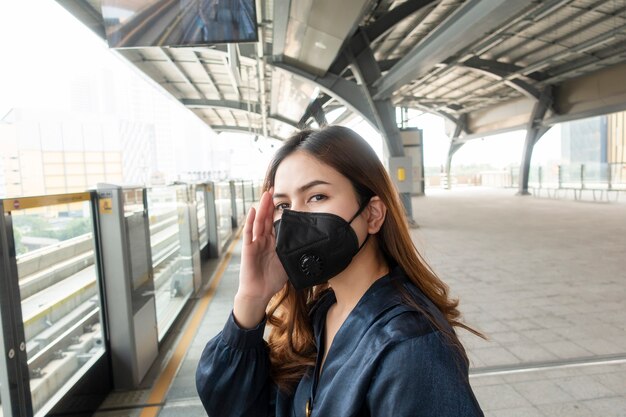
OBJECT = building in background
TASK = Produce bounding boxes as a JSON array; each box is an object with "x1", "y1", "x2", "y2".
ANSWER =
[
  {"x1": 608, "y1": 112, "x2": 626, "y2": 165},
  {"x1": 0, "y1": 54, "x2": 239, "y2": 199},
  {"x1": 560, "y1": 115, "x2": 608, "y2": 164}
]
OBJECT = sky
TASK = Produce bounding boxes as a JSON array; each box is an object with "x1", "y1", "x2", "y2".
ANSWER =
[
  {"x1": 0, "y1": 0, "x2": 562, "y2": 171},
  {"x1": 0, "y1": 1, "x2": 113, "y2": 116}
]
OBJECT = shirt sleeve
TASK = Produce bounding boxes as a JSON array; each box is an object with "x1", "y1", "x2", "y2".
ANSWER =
[
  {"x1": 196, "y1": 311, "x2": 276, "y2": 417},
  {"x1": 366, "y1": 331, "x2": 484, "y2": 417}
]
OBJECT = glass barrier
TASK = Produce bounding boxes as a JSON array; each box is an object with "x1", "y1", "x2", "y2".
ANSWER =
[
  {"x1": 583, "y1": 163, "x2": 607, "y2": 187},
  {"x1": 234, "y1": 180, "x2": 246, "y2": 223},
  {"x1": 147, "y1": 186, "x2": 194, "y2": 340},
  {"x1": 528, "y1": 165, "x2": 538, "y2": 187},
  {"x1": 196, "y1": 187, "x2": 208, "y2": 250},
  {"x1": 526, "y1": 163, "x2": 626, "y2": 191},
  {"x1": 243, "y1": 180, "x2": 253, "y2": 210},
  {"x1": 542, "y1": 165, "x2": 560, "y2": 188},
  {"x1": 123, "y1": 189, "x2": 152, "y2": 293},
  {"x1": 254, "y1": 181, "x2": 263, "y2": 200},
  {"x1": 561, "y1": 164, "x2": 583, "y2": 188},
  {"x1": 215, "y1": 182, "x2": 233, "y2": 250},
  {"x1": 611, "y1": 163, "x2": 626, "y2": 189},
  {"x1": 8, "y1": 194, "x2": 105, "y2": 416}
]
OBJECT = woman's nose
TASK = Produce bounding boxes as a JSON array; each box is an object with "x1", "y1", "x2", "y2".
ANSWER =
[{"x1": 289, "y1": 202, "x2": 306, "y2": 212}]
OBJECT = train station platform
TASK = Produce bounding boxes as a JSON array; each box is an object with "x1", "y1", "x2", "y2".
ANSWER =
[{"x1": 89, "y1": 187, "x2": 626, "y2": 417}]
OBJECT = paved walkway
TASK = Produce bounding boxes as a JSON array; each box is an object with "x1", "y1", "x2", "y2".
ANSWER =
[
  {"x1": 411, "y1": 187, "x2": 626, "y2": 416},
  {"x1": 97, "y1": 186, "x2": 626, "y2": 416}
]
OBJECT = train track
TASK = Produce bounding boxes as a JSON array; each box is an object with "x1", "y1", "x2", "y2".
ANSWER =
[{"x1": 16, "y1": 209, "x2": 189, "y2": 411}]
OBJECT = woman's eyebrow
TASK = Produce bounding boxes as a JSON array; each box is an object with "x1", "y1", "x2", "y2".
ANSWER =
[{"x1": 272, "y1": 180, "x2": 331, "y2": 199}]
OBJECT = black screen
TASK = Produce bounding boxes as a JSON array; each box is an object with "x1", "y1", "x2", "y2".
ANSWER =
[{"x1": 101, "y1": 0, "x2": 258, "y2": 48}]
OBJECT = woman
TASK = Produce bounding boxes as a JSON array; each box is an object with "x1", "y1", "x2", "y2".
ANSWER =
[{"x1": 196, "y1": 126, "x2": 484, "y2": 416}]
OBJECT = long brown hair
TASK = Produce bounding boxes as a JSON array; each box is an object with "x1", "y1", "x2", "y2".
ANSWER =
[{"x1": 263, "y1": 126, "x2": 484, "y2": 392}]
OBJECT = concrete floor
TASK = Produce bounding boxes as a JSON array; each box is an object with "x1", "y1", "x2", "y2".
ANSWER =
[
  {"x1": 412, "y1": 187, "x2": 626, "y2": 416},
  {"x1": 100, "y1": 186, "x2": 626, "y2": 417}
]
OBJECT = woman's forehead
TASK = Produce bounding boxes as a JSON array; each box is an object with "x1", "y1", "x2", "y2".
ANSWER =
[{"x1": 274, "y1": 151, "x2": 345, "y2": 189}]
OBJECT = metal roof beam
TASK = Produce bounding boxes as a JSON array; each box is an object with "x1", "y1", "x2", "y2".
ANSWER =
[
  {"x1": 190, "y1": 51, "x2": 224, "y2": 100},
  {"x1": 328, "y1": 1, "x2": 436, "y2": 76},
  {"x1": 268, "y1": 114, "x2": 299, "y2": 129},
  {"x1": 182, "y1": 99, "x2": 261, "y2": 114},
  {"x1": 183, "y1": 99, "x2": 298, "y2": 129},
  {"x1": 372, "y1": 0, "x2": 532, "y2": 100},
  {"x1": 211, "y1": 125, "x2": 284, "y2": 141},
  {"x1": 270, "y1": 59, "x2": 379, "y2": 130},
  {"x1": 161, "y1": 49, "x2": 208, "y2": 100},
  {"x1": 364, "y1": 0, "x2": 438, "y2": 43},
  {"x1": 395, "y1": 100, "x2": 462, "y2": 128},
  {"x1": 462, "y1": 57, "x2": 542, "y2": 100},
  {"x1": 271, "y1": 0, "x2": 291, "y2": 57},
  {"x1": 299, "y1": 95, "x2": 332, "y2": 128}
]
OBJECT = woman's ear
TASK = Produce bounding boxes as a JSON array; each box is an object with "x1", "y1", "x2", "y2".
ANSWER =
[{"x1": 365, "y1": 196, "x2": 387, "y2": 234}]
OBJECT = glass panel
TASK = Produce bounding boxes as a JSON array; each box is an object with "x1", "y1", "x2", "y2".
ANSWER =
[
  {"x1": 147, "y1": 186, "x2": 194, "y2": 339},
  {"x1": 582, "y1": 162, "x2": 608, "y2": 187},
  {"x1": 254, "y1": 181, "x2": 263, "y2": 201},
  {"x1": 123, "y1": 189, "x2": 151, "y2": 293},
  {"x1": 528, "y1": 165, "x2": 538, "y2": 187},
  {"x1": 196, "y1": 188, "x2": 207, "y2": 250},
  {"x1": 562, "y1": 164, "x2": 583, "y2": 187},
  {"x1": 235, "y1": 181, "x2": 245, "y2": 222},
  {"x1": 215, "y1": 182, "x2": 233, "y2": 250},
  {"x1": 243, "y1": 180, "x2": 254, "y2": 208},
  {"x1": 541, "y1": 165, "x2": 560, "y2": 188},
  {"x1": 11, "y1": 200, "x2": 105, "y2": 416},
  {"x1": 611, "y1": 163, "x2": 626, "y2": 189}
]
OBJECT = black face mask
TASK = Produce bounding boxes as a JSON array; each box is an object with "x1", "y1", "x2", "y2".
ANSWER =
[{"x1": 273, "y1": 203, "x2": 369, "y2": 290}]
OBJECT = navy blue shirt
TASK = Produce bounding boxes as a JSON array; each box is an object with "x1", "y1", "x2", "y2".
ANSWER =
[{"x1": 196, "y1": 267, "x2": 484, "y2": 416}]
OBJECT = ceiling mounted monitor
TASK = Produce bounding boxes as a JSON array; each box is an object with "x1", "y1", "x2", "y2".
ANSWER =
[{"x1": 101, "y1": 0, "x2": 258, "y2": 48}]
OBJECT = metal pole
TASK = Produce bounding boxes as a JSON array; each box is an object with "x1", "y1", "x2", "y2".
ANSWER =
[
  {"x1": 581, "y1": 164, "x2": 585, "y2": 189},
  {"x1": 0, "y1": 203, "x2": 34, "y2": 417}
]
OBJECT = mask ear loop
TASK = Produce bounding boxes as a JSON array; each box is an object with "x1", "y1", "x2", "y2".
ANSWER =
[
  {"x1": 348, "y1": 198, "x2": 370, "y2": 224},
  {"x1": 348, "y1": 198, "x2": 372, "y2": 251}
]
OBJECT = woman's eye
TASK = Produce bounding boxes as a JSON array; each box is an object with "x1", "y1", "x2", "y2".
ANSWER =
[
  {"x1": 275, "y1": 202, "x2": 290, "y2": 211},
  {"x1": 309, "y1": 194, "x2": 326, "y2": 203}
]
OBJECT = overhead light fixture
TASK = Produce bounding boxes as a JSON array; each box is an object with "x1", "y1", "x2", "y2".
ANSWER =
[{"x1": 314, "y1": 41, "x2": 327, "y2": 50}]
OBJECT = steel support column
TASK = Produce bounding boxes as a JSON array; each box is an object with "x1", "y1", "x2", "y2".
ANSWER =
[
  {"x1": 346, "y1": 29, "x2": 415, "y2": 224},
  {"x1": 518, "y1": 88, "x2": 553, "y2": 195},
  {"x1": 445, "y1": 116, "x2": 467, "y2": 190}
]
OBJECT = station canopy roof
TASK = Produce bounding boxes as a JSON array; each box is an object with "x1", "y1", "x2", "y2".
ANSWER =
[{"x1": 59, "y1": 0, "x2": 626, "y2": 142}]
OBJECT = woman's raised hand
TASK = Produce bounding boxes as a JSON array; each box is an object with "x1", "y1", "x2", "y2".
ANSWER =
[{"x1": 233, "y1": 190, "x2": 288, "y2": 329}]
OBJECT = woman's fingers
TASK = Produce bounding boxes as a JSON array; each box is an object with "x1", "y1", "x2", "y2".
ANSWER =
[
  {"x1": 253, "y1": 192, "x2": 269, "y2": 239},
  {"x1": 244, "y1": 206, "x2": 255, "y2": 245},
  {"x1": 265, "y1": 187, "x2": 274, "y2": 235},
  {"x1": 256, "y1": 190, "x2": 276, "y2": 240}
]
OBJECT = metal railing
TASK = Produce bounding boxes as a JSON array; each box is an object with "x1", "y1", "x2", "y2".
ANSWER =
[
  {"x1": 0, "y1": 193, "x2": 105, "y2": 417},
  {"x1": 0, "y1": 180, "x2": 260, "y2": 416}
]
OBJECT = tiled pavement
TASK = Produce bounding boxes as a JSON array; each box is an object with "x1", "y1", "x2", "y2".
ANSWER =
[
  {"x1": 412, "y1": 187, "x2": 626, "y2": 416},
  {"x1": 99, "y1": 186, "x2": 626, "y2": 416}
]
